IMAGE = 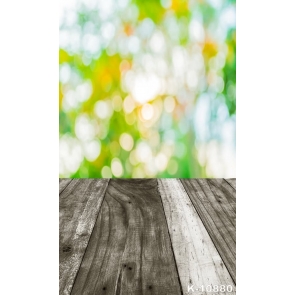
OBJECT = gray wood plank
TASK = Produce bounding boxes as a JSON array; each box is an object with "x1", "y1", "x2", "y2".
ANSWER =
[
  {"x1": 59, "y1": 178, "x2": 72, "y2": 194},
  {"x1": 206, "y1": 179, "x2": 236, "y2": 226},
  {"x1": 180, "y1": 179, "x2": 236, "y2": 283},
  {"x1": 224, "y1": 178, "x2": 236, "y2": 190},
  {"x1": 59, "y1": 178, "x2": 109, "y2": 295},
  {"x1": 71, "y1": 179, "x2": 182, "y2": 295},
  {"x1": 158, "y1": 179, "x2": 235, "y2": 295}
]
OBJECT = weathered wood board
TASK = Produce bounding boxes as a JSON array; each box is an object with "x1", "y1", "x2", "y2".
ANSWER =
[
  {"x1": 71, "y1": 179, "x2": 182, "y2": 295},
  {"x1": 224, "y1": 178, "x2": 236, "y2": 190},
  {"x1": 158, "y1": 179, "x2": 235, "y2": 295},
  {"x1": 59, "y1": 178, "x2": 72, "y2": 194},
  {"x1": 59, "y1": 179, "x2": 109, "y2": 295},
  {"x1": 180, "y1": 179, "x2": 236, "y2": 283}
]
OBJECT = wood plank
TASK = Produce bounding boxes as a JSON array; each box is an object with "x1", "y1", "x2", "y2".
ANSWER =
[
  {"x1": 59, "y1": 178, "x2": 109, "y2": 295},
  {"x1": 59, "y1": 178, "x2": 72, "y2": 194},
  {"x1": 158, "y1": 179, "x2": 235, "y2": 295},
  {"x1": 71, "y1": 179, "x2": 182, "y2": 295},
  {"x1": 206, "y1": 179, "x2": 236, "y2": 222},
  {"x1": 224, "y1": 178, "x2": 236, "y2": 190},
  {"x1": 180, "y1": 179, "x2": 236, "y2": 283}
]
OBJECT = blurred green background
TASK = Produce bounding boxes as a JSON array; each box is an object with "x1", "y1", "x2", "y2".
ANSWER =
[{"x1": 59, "y1": 0, "x2": 236, "y2": 178}]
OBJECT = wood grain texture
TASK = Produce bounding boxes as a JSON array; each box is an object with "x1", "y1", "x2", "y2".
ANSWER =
[
  {"x1": 180, "y1": 179, "x2": 236, "y2": 283},
  {"x1": 59, "y1": 179, "x2": 109, "y2": 295},
  {"x1": 71, "y1": 179, "x2": 182, "y2": 295},
  {"x1": 158, "y1": 179, "x2": 235, "y2": 295},
  {"x1": 224, "y1": 178, "x2": 236, "y2": 190},
  {"x1": 59, "y1": 179, "x2": 72, "y2": 194}
]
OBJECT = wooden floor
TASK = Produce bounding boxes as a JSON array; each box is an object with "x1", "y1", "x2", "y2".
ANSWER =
[{"x1": 59, "y1": 179, "x2": 236, "y2": 295}]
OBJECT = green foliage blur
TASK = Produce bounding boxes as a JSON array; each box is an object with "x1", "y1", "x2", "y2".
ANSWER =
[{"x1": 59, "y1": 0, "x2": 236, "y2": 178}]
